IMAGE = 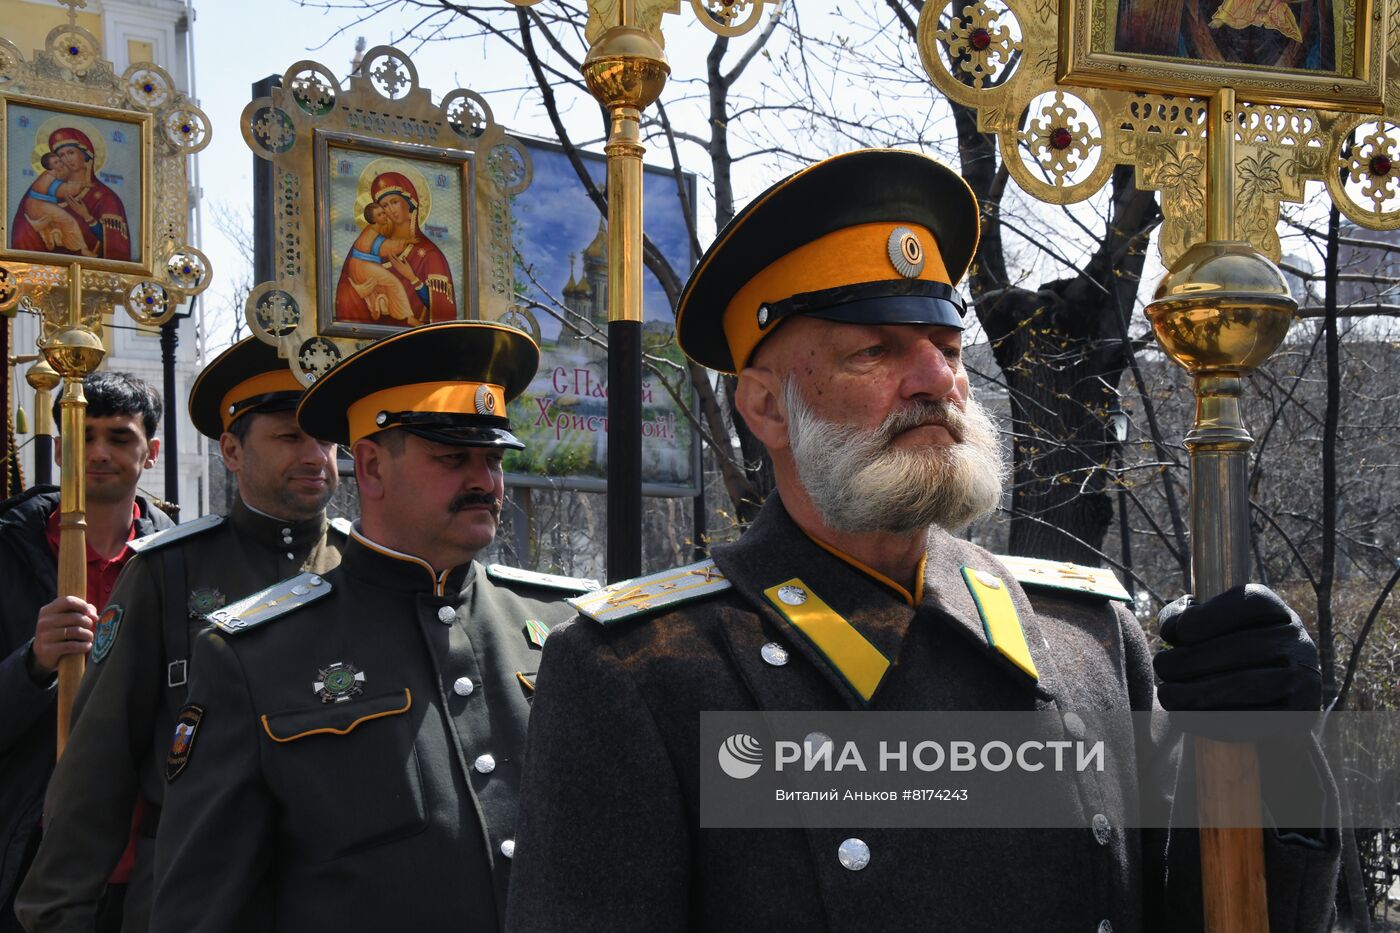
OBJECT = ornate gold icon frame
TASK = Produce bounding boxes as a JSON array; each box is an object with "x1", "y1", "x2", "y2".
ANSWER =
[
  {"x1": 241, "y1": 46, "x2": 533, "y2": 386},
  {"x1": 0, "y1": 25, "x2": 212, "y2": 325},
  {"x1": 1060, "y1": 0, "x2": 1386, "y2": 111}
]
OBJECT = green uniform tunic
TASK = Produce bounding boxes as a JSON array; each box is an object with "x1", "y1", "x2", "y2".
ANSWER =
[
  {"x1": 150, "y1": 530, "x2": 584, "y2": 933},
  {"x1": 505, "y1": 495, "x2": 1339, "y2": 933},
  {"x1": 15, "y1": 499, "x2": 348, "y2": 933}
]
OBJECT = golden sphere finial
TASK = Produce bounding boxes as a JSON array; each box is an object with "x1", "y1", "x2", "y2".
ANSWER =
[
  {"x1": 582, "y1": 24, "x2": 670, "y2": 112},
  {"x1": 1145, "y1": 240, "x2": 1296, "y2": 376},
  {"x1": 25, "y1": 357, "x2": 61, "y2": 392},
  {"x1": 41, "y1": 326, "x2": 107, "y2": 378}
]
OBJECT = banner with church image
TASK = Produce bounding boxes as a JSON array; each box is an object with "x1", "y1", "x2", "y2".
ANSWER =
[{"x1": 504, "y1": 137, "x2": 699, "y2": 496}]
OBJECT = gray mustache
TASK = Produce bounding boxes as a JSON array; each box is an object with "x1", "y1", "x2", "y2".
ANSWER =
[{"x1": 877, "y1": 400, "x2": 965, "y2": 444}]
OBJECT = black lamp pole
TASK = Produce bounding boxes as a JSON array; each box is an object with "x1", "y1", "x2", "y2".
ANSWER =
[
  {"x1": 160, "y1": 316, "x2": 182, "y2": 516},
  {"x1": 1108, "y1": 398, "x2": 1134, "y2": 599}
]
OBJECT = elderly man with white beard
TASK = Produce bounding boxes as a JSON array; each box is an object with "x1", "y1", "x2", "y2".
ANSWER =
[{"x1": 504, "y1": 149, "x2": 1337, "y2": 933}]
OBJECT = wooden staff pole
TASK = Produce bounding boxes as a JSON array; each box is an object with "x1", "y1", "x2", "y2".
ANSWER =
[{"x1": 41, "y1": 265, "x2": 107, "y2": 757}]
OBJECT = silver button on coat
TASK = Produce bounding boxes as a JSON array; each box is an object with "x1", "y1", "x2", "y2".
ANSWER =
[
  {"x1": 453, "y1": 677, "x2": 474, "y2": 697},
  {"x1": 474, "y1": 753, "x2": 496, "y2": 774},
  {"x1": 760, "y1": 642, "x2": 789, "y2": 666},
  {"x1": 837, "y1": 838, "x2": 870, "y2": 871},
  {"x1": 437, "y1": 605, "x2": 457, "y2": 624},
  {"x1": 1063, "y1": 712, "x2": 1086, "y2": 740},
  {"x1": 1092, "y1": 813, "x2": 1111, "y2": 846},
  {"x1": 500, "y1": 839, "x2": 515, "y2": 859}
]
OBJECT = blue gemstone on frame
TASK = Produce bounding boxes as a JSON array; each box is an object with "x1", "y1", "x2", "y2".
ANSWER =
[{"x1": 68, "y1": 46, "x2": 79, "y2": 55}]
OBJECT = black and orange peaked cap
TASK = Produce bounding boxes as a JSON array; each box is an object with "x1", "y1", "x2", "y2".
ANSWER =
[
  {"x1": 296, "y1": 321, "x2": 539, "y2": 449},
  {"x1": 675, "y1": 149, "x2": 980, "y2": 374},
  {"x1": 188, "y1": 338, "x2": 307, "y2": 441}
]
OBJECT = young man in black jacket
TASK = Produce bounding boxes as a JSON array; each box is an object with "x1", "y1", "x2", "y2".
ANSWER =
[{"x1": 0, "y1": 371, "x2": 171, "y2": 932}]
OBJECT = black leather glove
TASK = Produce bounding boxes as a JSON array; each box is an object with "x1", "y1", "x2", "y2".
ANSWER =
[{"x1": 1153, "y1": 584, "x2": 1322, "y2": 718}]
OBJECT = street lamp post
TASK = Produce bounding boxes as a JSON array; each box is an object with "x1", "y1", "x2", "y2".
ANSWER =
[
  {"x1": 24, "y1": 357, "x2": 59, "y2": 487},
  {"x1": 1107, "y1": 398, "x2": 1133, "y2": 600}
]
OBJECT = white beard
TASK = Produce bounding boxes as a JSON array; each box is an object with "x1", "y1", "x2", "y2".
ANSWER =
[{"x1": 784, "y1": 378, "x2": 1006, "y2": 534}]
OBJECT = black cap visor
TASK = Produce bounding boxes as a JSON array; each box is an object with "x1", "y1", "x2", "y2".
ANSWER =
[
  {"x1": 227, "y1": 391, "x2": 302, "y2": 427},
  {"x1": 764, "y1": 279, "x2": 966, "y2": 333},
  {"x1": 383, "y1": 411, "x2": 525, "y2": 450}
]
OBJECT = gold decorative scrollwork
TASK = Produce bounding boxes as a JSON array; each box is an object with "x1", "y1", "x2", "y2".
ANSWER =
[
  {"x1": 245, "y1": 282, "x2": 303, "y2": 342},
  {"x1": 917, "y1": 0, "x2": 1400, "y2": 264},
  {"x1": 124, "y1": 63, "x2": 174, "y2": 110},
  {"x1": 163, "y1": 107, "x2": 210, "y2": 152},
  {"x1": 164, "y1": 247, "x2": 211, "y2": 294},
  {"x1": 1326, "y1": 117, "x2": 1400, "y2": 229},
  {"x1": 688, "y1": 0, "x2": 772, "y2": 37},
  {"x1": 293, "y1": 337, "x2": 342, "y2": 386},
  {"x1": 933, "y1": 1, "x2": 1021, "y2": 91},
  {"x1": 362, "y1": 46, "x2": 418, "y2": 101},
  {"x1": 0, "y1": 266, "x2": 19, "y2": 313},
  {"x1": 1017, "y1": 90, "x2": 1102, "y2": 187},
  {"x1": 442, "y1": 89, "x2": 492, "y2": 141},
  {"x1": 286, "y1": 62, "x2": 338, "y2": 117},
  {"x1": 46, "y1": 25, "x2": 100, "y2": 75},
  {"x1": 125, "y1": 281, "x2": 172, "y2": 327}
]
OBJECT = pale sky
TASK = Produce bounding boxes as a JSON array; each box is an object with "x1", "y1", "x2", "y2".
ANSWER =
[{"x1": 188, "y1": 0, "x2": 808, "y2": 352}]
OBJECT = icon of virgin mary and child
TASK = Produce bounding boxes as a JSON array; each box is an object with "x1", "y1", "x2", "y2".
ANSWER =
[
  {"x1": 333, "y1": 171, "x2": 457, "y2": 327},
  {"x1": 9, "y1": 127, "x2": 132, "y2": 261}
]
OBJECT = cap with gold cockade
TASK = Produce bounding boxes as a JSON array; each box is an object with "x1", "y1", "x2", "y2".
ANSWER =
[
  {"x1": 295, "y1": 321, "x2": 538, "y2": 449},
  {"x1": 675, "y1": 149, "x2": 980, "y2": 375},
  {"x1": 188, "y1": 338, "x2": 306, "y2": 440}
]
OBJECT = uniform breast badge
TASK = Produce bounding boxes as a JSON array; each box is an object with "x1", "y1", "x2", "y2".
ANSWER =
[
  {"x1": 90, "y1": 604, "x2": 123, "y2": 664},
  {"x1": 188, "y1": 587, "x2": 226, "y2": 619},
  {"x1": 314, "y1": 662, "x2": 366, "y2": 703},
  {"x1": 166, "y1": 704, "x2": 205, "y2": 782}
]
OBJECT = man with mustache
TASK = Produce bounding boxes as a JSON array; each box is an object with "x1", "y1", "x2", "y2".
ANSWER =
[
  {"x1": 17, "y1": 339, "x2": 349, "y2": 933},
  {"x1": 149, "y1": 322, "x2": 595, "y2": 932},
  {"x1": 506, "y1": 150, "x2": 1337, "y2": 931}
]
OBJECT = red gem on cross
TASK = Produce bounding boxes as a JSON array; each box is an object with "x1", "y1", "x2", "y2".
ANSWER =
[
  {"x1": 1370, "y1": 154, "x2": 1393, "y2": 177},
  {"x1": 970, "y1": 28, "x2": 992, "y2": 50},
  {"x1": 1050, "y1": 127, "x2": 1073, "y2": 150}
]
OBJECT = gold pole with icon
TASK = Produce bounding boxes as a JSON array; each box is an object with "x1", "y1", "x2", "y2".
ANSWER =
[
  {"x1": 918, "y1": 1, "x2": 1400, "y2": 926},
  {"x1": 0, "y1": 5, "x2": 212, "y2": 758},
  {"x1": 42, "y1": 267, "x2": 108, "y2": 754},
  {"x1": 1145, "y1": 87, "x2": 1297, "y2": 930}
]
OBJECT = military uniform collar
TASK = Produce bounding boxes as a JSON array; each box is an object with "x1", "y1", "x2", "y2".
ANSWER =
[
  {"x1": 229, "y1": 497, "x2": 327, "y2": 552},
  {"x1": 343, "y1": 525, "x2": 473, "y2": 597},
  {"x1": 919, "y1": 525, "x2": 1059, "y2": 698},
  {"x1": 715, "y1": 495, "x2": 1057, "y2": 707},
  {"x1": 714, "y1": 495, "x2": 921, "y2": 709}
]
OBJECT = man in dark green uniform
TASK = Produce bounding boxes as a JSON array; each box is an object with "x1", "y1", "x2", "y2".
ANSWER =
[
  {"x1": 150, "y1": 321, "x2": 594, "y2": 933},
  {"x1": 17, "y1": 338, "x2": 348, "y2": 933},
  {"x1": 505, "y1": 150, "x2": 1338, "y2": 932}
]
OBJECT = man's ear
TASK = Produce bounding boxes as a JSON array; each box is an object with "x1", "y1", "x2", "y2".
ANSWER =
[
  {"x1": 144, "y1": 437, "x2": 160, "y2": 469},
  {"x1": 218, "y1": 432, "x2": 242, "y2": 473},
  {"x1": 354, "y1": 438, "x2": 387, "y2": 501},
  {"x1": 734, "y1": 367, "x2": 791, "y2": 451}
]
